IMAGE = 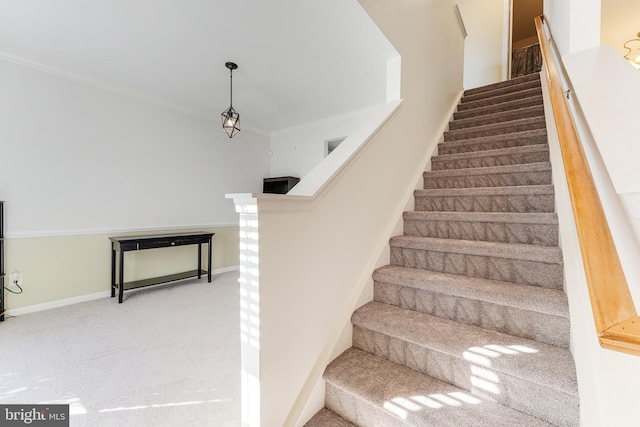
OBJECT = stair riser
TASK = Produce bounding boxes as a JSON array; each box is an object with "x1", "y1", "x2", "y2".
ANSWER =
[
  {"x1": 325, "y1": 384, "x2": 405, "y2": 427},
  {"x1": 464, "y1": 73, "x2": 540, "y2": 97},
  {"x1": 432, "y1": 149, "x2": 549, "y2": 171},
  {"x1": 403, "y1": 219, "x2": 558, "y2": 246},
  {"x1": 424, "y1": 170, "x2": 551, "y2": 189},
  {"x1": 444, "y1": 119, "x2": 546, "y2": 142},
  {"x1": 457, "y1": 88, "x2": 542, "y2": 111},
  {"x1": 461, "y1": 81, "x2": 542, "y2": 104},
  {"x1": 414, "y1": 193, "x2": 555, "y2": 213},
  {"x1": 374, "y1": 282, "x2": 569, "y2": 347},
  {"x1": 454, "y1": 96, "x2": 543, "y2": 121},
  {"x1": 352, "y1": 326, "x2": 578, "y2": 426},
  {"x1": 449, "y1": 107, "x2": 544, "y2": 131},
  {"x1": 389, "y1": 247, "x2": 563, "y2": 288},
  {"x1": 304, "y1": 408, "x2": 355, "y2": 426},
  {"x1": 439, "y1": 134, "x2": 547, "y2": 155}
]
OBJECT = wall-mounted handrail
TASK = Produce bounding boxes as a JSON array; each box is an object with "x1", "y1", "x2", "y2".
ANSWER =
[{"x1": 535, "y1": 15, "x2": 640, "y2": 356}]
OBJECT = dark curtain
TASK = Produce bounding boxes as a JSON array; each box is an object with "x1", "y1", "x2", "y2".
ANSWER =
[{"x1": 511, "y1": 43, "x2": 542, "y2": 78}]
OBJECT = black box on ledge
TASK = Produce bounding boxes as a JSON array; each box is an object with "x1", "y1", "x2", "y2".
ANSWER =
[{"x1": 263, "y1": 176, "x2": 300, "y2": 194}]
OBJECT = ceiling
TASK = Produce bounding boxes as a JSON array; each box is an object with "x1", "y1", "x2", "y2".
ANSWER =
[{"x1": 0, "y1": 0, "x2": 398, "y2": 134}]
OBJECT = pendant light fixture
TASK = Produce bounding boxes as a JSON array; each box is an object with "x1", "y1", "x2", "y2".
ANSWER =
[
  {"x1": 623, "y1": 33, "x2": 640, "y2": 70},
  {"x1": 221, "y1": 62, "x2": 240, "y2": 138}
]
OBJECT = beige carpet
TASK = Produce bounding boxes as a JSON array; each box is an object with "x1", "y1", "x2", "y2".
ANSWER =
[{"x1": 0, "y1": 270, "x2": 241, "y2": 426}]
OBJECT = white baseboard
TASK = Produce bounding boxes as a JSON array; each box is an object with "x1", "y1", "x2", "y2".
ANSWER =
[
  {"x1": 4, "y1": 265, "x2": 239, "y2": 317},
  {"x1": 5, "y1": 290, "x2": 112, "y2": 317}
]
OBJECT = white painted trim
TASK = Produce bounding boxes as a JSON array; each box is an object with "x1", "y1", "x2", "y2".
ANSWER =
[
  {"x1": 5, "y1": 290, "x2": 112, "y2": 317},
  {"x1": 5, "y1": 223, "x2": 239, "y2": 239},
  {"x1": 3, "y1": 266, "x2": 239, "y2": 317},
  {"x1": 503, "y1": 0, "x2": 513, "y2": 81},
  {"x1": 0, "y1": 51, "x2": 269, "y2": 136},
  {"x1": 454, "y1": 5, "x2": 468, "y2": 39},
  {"x1": 270, "y1": 104, "x2": 381, "y2": 138},
  {"x1": 386, "y1": 56, "x2": 402, "y2": 102}
]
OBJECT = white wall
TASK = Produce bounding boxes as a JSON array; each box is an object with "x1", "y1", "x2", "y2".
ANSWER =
[
  {"x1": 0, "y1": 59, "x2": 270, "y2": 236},
  {"x1": 0, "y1": 58, "x2": 270, "y2": 310},
  {"x1": 457, "y1": 0, "x2": 506, "y2": 89},
  {"x1": 269, "y1": 107, "x2": 377, "y2": 179},
  {"x1": 544, "y1": 0, "x2": 600, "y2": 55}
]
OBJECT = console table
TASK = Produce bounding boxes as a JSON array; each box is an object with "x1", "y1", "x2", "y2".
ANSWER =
[{"x1": 110, "y1": 232, "x2": 214, "y2": 303}]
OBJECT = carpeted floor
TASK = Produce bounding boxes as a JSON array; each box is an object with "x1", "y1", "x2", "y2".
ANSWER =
[{"x1": 0, "y1": 270, "x2": 241, "y2": 427}]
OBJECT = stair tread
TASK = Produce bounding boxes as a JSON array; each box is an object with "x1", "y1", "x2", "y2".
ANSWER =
[
  {"x1": 463, "y1": 73, "x2": 540, "y2": 96},
  {"x1": 425, "y1": 161, "x2": 551, "y2": 178},
  {"x1": 445, "y1": 116, "x2": 546, "y2": 139},
  {"x1": 390, "y1": 235, "x2": 562, "y2": 264},
  {"x1": 459, "y1": 88, "x2": 543, "y2": 111},
  {"x1": 454, "y1": 95, "x2": 544, "y2": 120},
  {"x1": 304, "y1": 408, "x2": 356, "y2": 427},
  {"x1": 325, "y1": 347, "x2": 553, "y2": 427},
  {"x1": 439, "y1": 128, "x2": 547, "y2": 150},
  {"x1": 416, "y1": 184, "x2": 554, "y2": 196},
  {"x1": 461, "y1": 81, "x2": 543, "y2": 104},
  {"x1": 462, "y1": 84, "x2": 542, "y2": 104},
  {"x1": 373, "y1": 265, "x2": 568, "y2": 317},
  {"x1": 433, "y1": 144, "x2": 548, "y2": 163},
  {"x1": 450, "y1": 104, "x2": 544, "y2": 129},
  {"x1": 403, "y1": 211, "x2": 558, "y2": 225},
  {"x1": 352, "y1": 302, "x2": 578, "y2": 396}
]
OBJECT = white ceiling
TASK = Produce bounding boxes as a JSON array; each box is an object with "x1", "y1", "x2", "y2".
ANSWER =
[{"x1": 0, "y1": 0, "x2": 398, "y2": 134}]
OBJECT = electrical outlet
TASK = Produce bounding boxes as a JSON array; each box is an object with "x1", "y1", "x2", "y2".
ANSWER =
[{"x1": 9, "y1": 271, "x2": 22, "y2": 288}]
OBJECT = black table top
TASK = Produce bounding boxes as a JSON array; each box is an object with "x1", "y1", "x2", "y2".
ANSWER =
[{"x1": 109, "y1": 231, "x2": 214, "y2": 243}]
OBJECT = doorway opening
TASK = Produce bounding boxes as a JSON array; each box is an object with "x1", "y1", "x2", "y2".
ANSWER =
[{"x1": 509, "y1": 0, "x2": 544, "y2": 78}]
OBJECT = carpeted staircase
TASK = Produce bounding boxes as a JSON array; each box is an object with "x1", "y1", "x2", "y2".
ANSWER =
[{"x1": 306, "y1": 73, "x2": 579, "y2": 427}]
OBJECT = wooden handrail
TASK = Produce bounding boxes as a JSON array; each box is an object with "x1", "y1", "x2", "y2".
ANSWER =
[{"x1": 535, "y1": 15, "x2": 640, "y2": 356}]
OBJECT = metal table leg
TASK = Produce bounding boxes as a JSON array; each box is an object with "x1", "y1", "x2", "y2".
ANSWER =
[
  {"x1": 118, "y1": 250, "x2": 124, "y2": 303},
  {"x1": 111, "y1": 247, "x2": 116, "y2": 298},
  {"x1": 207, "y1": 236, "x2": 212, "y2": 283},
  {"x1": 197, "y1": 243, "x2": 202, "y2": 279}
]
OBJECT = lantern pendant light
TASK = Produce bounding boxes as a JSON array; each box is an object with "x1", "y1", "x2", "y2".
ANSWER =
[{"x1": 221, "y1": 62, "x2": 240, "y2": 138}]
